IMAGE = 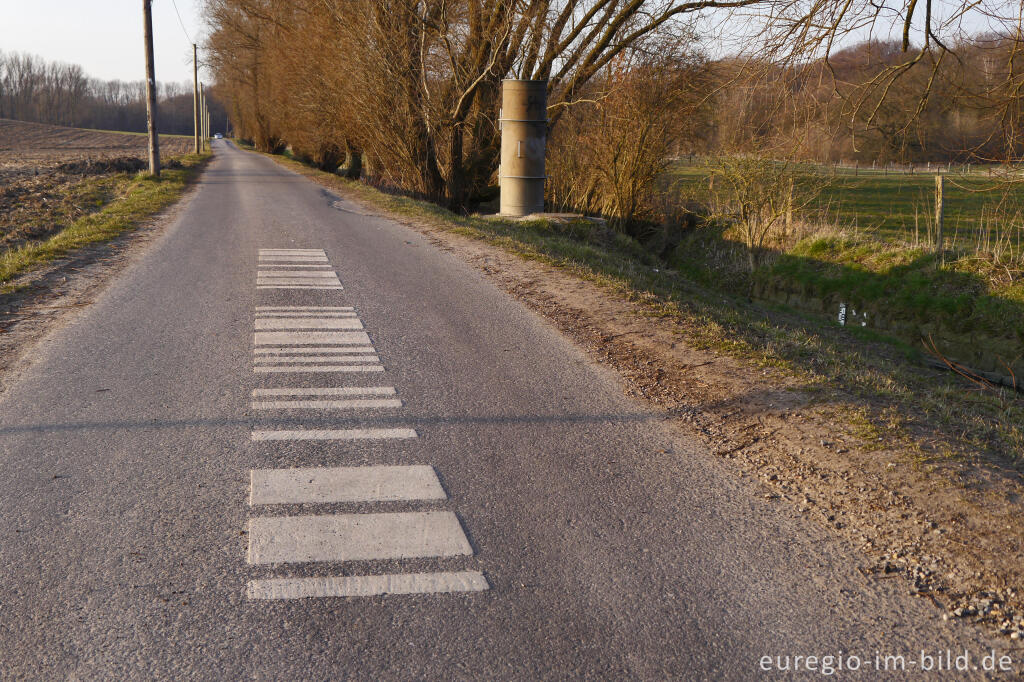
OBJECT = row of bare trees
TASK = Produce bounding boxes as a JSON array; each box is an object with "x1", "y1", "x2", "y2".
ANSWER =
[
  {"x1": 0, "y1": 50, "x2": 225, "y2": 136},
  {"x1": 205, "y1": 0, "x2": 1024, "y2": 225},
  {"x1": 205, "y1": 0, "x2": 738, "y2": 213}
]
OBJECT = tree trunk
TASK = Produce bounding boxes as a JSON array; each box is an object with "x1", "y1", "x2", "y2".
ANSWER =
[
  {"x1": 446, "y1": 126, "x2": 466, "y2": 210},
  {"x1": 343, "y1": 141, "x2": 362, "y2": 179}
]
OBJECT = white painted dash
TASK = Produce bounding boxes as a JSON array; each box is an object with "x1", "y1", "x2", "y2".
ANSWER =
[
  {"x1": 254, "y1": 318, "x2": 363, "y2": 330},
  {"x1": 254, "y1": 266, "x2": 337, "y2": 274},
  {"x1": 256, "y1": 264, "x2": 335, "y2": 269},
  {"x1": 247, "y1": 571, "x2": 488, "y2": 600},
  {"x1": 247, "y1": 511, "x2": 470, "y2": 564},
  {"x1": 258, "y1": 284, "x2": 346, "y2": 288},
  {"x1": 253, "y1": 355, "x2": 379, "y2": 364},
  {"x1": 253, "y1": 365, "x2": 383, "y2": 373},
  {"x1": 254, "y1": 331, "x2": 370, "y2": 345},
  {"x1": 252, "y1": 386, "x2": 395, "y2": 397},
  {"x1": 258, "y1": 258, "x2": 329, "y2": 262},
  {"x1": 249, "y1": 464, "x2": 444, "y2": 505},
  {"x1": 257, "y1": 279, "x2": 343, "y2": 286},
  {"x1": 255, "y1": 312, "x2": 357, "y2": 318},
  {"x1": 251, "y1": 398, "x2": 401, "y2": 409},
  {"x1": 256, "y1": 306, "x2": 354, "y2": 311},
  {"x1": 252, "y1": 428, "x2": 416, "y2": 441},
  {"x1": 254, "y1": 347, "x2": 376, "y2": 354}
]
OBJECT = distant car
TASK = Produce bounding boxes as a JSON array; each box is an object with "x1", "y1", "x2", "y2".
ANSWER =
[{"x1": 214, "y1": 133, "x2": 223, "y2": 139}]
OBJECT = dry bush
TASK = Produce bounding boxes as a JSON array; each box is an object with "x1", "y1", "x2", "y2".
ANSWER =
[{"x1": 547, "y1": 46, "x2": 708, "y2": 234}]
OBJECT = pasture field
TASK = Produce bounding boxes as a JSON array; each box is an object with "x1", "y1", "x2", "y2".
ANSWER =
[{"x1": 670, "y1": 163, "x2": 1024, "y2": 256}]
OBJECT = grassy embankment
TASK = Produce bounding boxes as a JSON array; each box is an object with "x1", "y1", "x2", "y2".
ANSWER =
[
  {"x1": 0, "y1": 154, "x2": 209, "y2": 292},
  {"x1": 665, "y1": 165, "x2": 1024, "y2": 384},
  {"x1": 250, "y1": 142, "x2": 1022, "y2": 469}
]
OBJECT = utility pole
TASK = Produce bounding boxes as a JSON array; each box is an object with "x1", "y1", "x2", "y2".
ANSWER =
[
  {"x1": 199, "y1": 83, "x2": 206, "y2": 150},
  {"x1": 193, "y1": 44, "x2": 200, "y2": 154},
  {"x1": 143, "y1": 0, "x2": 160, "y2": 176}
]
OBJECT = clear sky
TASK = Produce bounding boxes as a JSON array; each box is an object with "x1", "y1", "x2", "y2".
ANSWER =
[{"x1": 0, "y1": 0, "x2": 207, "y2": 85}]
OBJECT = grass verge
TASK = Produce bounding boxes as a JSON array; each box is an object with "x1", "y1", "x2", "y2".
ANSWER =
[{"x1": 0, "y1": 154, "x2": 209, "y2": 291}]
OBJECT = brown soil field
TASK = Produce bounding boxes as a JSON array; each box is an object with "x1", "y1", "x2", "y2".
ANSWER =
[{"x1": 0, "y1": 118, "x2": 194, "y2": 250}]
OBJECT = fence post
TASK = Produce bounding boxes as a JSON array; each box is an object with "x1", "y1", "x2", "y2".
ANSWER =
[{"x1": 934, "y1": 173, "x2": 944, "y2": 256}]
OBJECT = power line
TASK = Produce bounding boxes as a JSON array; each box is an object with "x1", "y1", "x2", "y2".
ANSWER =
[{"x1": 169, "y1": 0, "x2": 194, "y2": 44}]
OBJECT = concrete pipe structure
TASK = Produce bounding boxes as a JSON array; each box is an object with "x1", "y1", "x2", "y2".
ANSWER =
[{"x1": 499, "y1": 79, "x2": 547, "y2": 216}]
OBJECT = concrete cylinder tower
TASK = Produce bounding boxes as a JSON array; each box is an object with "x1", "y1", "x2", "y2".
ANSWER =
[{"x1": 499, "y1": 79, "x2": 547, "y2": 216}]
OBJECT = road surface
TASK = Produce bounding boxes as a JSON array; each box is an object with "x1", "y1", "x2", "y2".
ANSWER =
[{"x1": 0, "y1": 141, "x2": 993, "y2": 678}]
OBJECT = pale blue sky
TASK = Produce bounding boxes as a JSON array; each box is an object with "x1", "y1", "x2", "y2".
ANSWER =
[{"x1": 0, "y1": 0, "x2": 206, "y2": 85}]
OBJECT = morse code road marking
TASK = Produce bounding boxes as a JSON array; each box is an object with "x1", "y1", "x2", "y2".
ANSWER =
[{"x1": 247, "y1": 249, "x2": 487, "y2": 600}]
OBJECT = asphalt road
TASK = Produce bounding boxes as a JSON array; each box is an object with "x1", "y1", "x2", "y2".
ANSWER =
[{"x1": 0, "y1": 141, "x2": 996, "y2": 679}]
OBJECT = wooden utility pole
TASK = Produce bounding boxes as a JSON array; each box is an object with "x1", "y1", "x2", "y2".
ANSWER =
[
  {"x1": 199, "y1": 83, "x2": 206, "y2": 150},
  {"x1": 143, "y1": 0, "x2": 160, "y2": 176},
  {"x1": 193, "y1": 44, "x2": 200, "y2": 154},
  {"x1": 935, "y1": 173, "x2": 945, "y2": 254}
]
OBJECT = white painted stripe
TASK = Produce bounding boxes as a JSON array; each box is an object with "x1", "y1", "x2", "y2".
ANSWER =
[
  {"x1": 257, "y1": 279, "x2": 343, "y2": 286},
  {"x1": 256, "y1": 312, "x2": 358, "y2": 318},
  {"x1": 258, "y1": 249, "x2": 326, "y2": 253},
  {"x1": 256, "y1": 286, "x2": 344, "y2": 290},
  {"x1": 254, "y1": 355, "x2": 379, "y2": 363},
  {"x1": 247, "y1": 571, "x2": 488, "y2": 600},
  {"x1": 251, "y1": 398, "x2": 402, "y2": 409},
  {"x1": 258, "y1": 257, "x2": 329, "y2": 262},
  {"x1": 253, "y1": 386, "x2": 395, "y2": 396},
  {"x1": 257, "y1": 271, "x2": 339, "y2": 278},
  {"x1": 247, "y1": 511, "x2": 470, "y2": 564},
  {"x1": 254, "y1": 346, "x2": 376, "y2": 354},
  {"x1": 254, "y1": 365, "x2": 384, "y2": 373},
  {"x1": 254, "y1": 318, "x2": 363, "y2": 330},
  {"x1": 252, "y1": 428, "x2": 416, "y2": 441},
  {"x1": 250, "y1": 465, "x2": 444, "y2": 505},
  {"x1": 257, "y1": 264, "x2": 335, "y2": 269},
  {"x1": 255, "y1": 306, "x2": 354, "y2": 311},
  {"x1": 254, "y1": 331, "x2": 371, "y2": 346}
]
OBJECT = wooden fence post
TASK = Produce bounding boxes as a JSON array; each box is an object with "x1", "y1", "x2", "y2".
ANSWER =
[{"x1": 934, "y1": 173, "x2": 945, "y2": 255}]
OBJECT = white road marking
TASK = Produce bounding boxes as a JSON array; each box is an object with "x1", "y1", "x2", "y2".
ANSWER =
[
  {"x1": 255, "y1": 312, "x2": 358, "y2": 318},
  {"x1": 258, "y1": 257, "x2": 329, "y2": 262},
  {"x1": 258, "y1": 249, "x2": 326, "y2": 253},
  {"x1": 254, "y1": 365, "x2": 383, "y2": 373},
  {"x1": 249, "y1": 464, "x2": 444, "y2": 505},
  {"x1": 257, "y1": 279, "x2": 343, "y2": 286},
  {"x1": 254, "y1": 318, "x2": 363, "y2": 330},
  {"x1": 252, "y1": 428, "x2": 416, "y2": 441},
  {"x1": 253, "y1": 355, "x2": 379, "y2": 363},
  {"x1": 247, "y1": 571, "x2": 488, "y2": 600},
  {"x1": 257, "y1": 271, "x2": 339, "y2": 278},
  {"x1": 256, "y1": 306, "x2": 355, "y2": 311},
  {"x1": 254, "y1": 331, "x2": 371, "y2": 345},
  {"x1": 253, "y1": 346, "x2": 376, "y2": 354},
  {"x1": 257, "y1": 264, "x2": 335, "y2": 269},
  {"x1": 252, "y1": 386, "x2": 395, "y2": 396},
  {"x1": 256, "y1": 285, "x2": 344, "y2": 290},
  {"x1": 251, "y1": 398, "x2": 402, "y2": 409},
  {"x1": 247, "y1": 511, "x2": 470, "y2": 564}
]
